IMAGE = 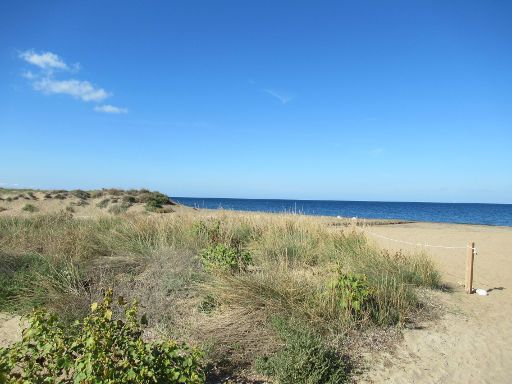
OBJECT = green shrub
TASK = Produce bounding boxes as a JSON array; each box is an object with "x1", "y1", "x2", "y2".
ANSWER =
[
  {"x1": 122, "y1": 195, "x2": 137, "y2": 204},
  {"x1": 200, "y1": 244, "x2": 252, "y2": 272},
  {"x1": 0, "y1": 289, "x2": 205, "y2": 383},
  {"x1": 335, "y1": 273, "x2": 373, "y2": 314},
  {"x1": 139, "y1": 191, "x2": 171, "y2": 209},
  {"x1": 22, "y1": 203, "x2": 38, "y2": 213},
  {"x1": 0, "y1": 206, "x2": 7, "y2": 213},
  {"x1": 96, "y1": 198, "x2": 110, "y2": 208},
  {"x1": 256, "y1": 318, "x2": 347, "y2": 384},
  {"x1": 66, "y1": 205, "x2": 75, "y2": 213}
]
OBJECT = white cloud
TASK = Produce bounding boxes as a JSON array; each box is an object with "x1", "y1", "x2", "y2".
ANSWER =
[
  {"x1": 19, "y1": 50, "x2": 68, "y2": 70},
  {"x1": 18, "y1": 49, "x2": 127, "y2": 111},
  {"x1": 33, "y1": 78, "x2": 110, "y2": 102},
  {"x1": 94, "y1": 104, "x2": 128, "y2": 114},
  {"x1": 263, "y1": 89, "x2": 293, "y2": 104}
]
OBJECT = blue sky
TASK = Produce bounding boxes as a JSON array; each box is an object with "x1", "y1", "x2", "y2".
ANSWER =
[{"x1": 1, "y1": 1, "x2": 511, "y2": 203}]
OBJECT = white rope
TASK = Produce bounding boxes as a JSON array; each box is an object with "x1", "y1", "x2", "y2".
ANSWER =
[{"x1": 356, "y1": 227, "x2": 478, "y2": 253}]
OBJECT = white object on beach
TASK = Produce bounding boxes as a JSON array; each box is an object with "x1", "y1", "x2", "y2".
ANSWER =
[{"x1": 475, "y1": 288, "x2": 488, "y2": 296}]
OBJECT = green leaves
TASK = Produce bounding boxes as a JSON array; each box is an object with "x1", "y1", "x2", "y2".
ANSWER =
[
  {"x1": 199, "y1": 244, "x2": 252, "y2": 273},
  {"x1": 335, "y1": 272, "x2": 373, "y2": 315},
  {"x1": 0, "y1": 290, "x2": 205, "y2": 383}
]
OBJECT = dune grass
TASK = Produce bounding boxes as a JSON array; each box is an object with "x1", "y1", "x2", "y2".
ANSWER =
[{"x1": 0, "y1": 209, "x2": 440, "y2": 382}]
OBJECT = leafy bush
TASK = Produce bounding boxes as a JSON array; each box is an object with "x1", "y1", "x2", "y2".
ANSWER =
[
  {"x1": 66, "y1": 205, "x2": 75, "y2": 213},
  {"x1": 0, "y1": 206, "x2": 7, "y2": 213},
  {"x1": 200, "y1": 244, "x2": 252, "y2": 272},
  {"x1": 256, "y1": 318, "x2": 347, "y2": 384},
  {"x1": 138, "y1": 191, "x2": 172, "y2": 210},
  {"x1": 22, "y1": 203, "x2": 38, "y2": 213},
  {"x1": 0, "y1": 289, "x2": 205, "y2": 383},
  {"x1": 335, "y1": 273, "x2": 373, "y2": 315},
  {"x1": 122, "y1": 195, "x2": 137, "y2": 204}
]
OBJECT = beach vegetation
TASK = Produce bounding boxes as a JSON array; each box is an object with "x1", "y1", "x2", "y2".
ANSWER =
[{"x1": 0, "y1": 198, "x2": 441, "y2": 381}]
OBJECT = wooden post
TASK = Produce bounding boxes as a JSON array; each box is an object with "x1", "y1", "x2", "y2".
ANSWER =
[{"x1": 465, "y1": 241, "x2": 475, "y2": 294}]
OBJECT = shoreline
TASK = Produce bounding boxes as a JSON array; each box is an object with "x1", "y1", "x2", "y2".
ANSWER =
[{"x1": 183, "y1": 205, "x2": 512, "y2": 229}]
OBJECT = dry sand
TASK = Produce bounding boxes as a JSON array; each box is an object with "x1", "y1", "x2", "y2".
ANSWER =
[
  {"x1": 1, "y1": 220, "x2": 510, "y2": 384},
  {"x1": 358, "y1": 222, "x2": 512, "y2": 384},
  {"x1": 0, "y1": 313, "x2": 21, "y2": 347}
]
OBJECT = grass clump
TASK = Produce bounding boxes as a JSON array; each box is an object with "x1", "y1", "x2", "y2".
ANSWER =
[
  {"x1": 0, "y1": 252, "x2": 87, "y2": 316},
  {"x1": 0, "y1": 289, "x2": 205, "y2": 383},
  {"x1": 22, "y1": 203, "x2": 38, "y2": 213},
  {"x1": 96, "y1": 198, "x2": 110, "y2": 208},
  {"x1": 256, "y1": 318, "x2": 348, "y2": 384},
  {"x1": 108, "y1": 202, "x2": 131, "y2": 215}
]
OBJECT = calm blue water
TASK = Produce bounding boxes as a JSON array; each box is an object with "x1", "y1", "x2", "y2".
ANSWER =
[{"x1": 173, "y1": 197, "x2": 512, "y2": 227}]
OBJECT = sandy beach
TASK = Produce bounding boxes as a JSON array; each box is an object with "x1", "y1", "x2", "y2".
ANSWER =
[{"x1": 358, "y1": 222, "x2": 512, "y2": 384}]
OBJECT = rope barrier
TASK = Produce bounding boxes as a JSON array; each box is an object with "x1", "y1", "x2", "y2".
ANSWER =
[
  {"x1": 353, "y1": 225, "x2": 496, "y2": 288},
  {"x1": 355, "y1": 226, "x2": 478, "y2": 254}
]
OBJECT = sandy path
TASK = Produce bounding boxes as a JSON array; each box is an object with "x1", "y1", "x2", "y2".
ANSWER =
[
  {"x1": 0, "y1": 313, "x2": 21, "y2": 347},
  {"x1": 359, "y1": 222, "x2": 512, "y2": 384}
]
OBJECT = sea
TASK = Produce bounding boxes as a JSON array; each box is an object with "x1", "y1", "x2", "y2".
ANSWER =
[{"x1": 172, "y1": 197, "x2": 512, "y2": 227}]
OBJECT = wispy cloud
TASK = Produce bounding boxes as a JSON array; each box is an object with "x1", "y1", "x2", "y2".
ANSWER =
[
  {"x1": 94, "y1": 104, "x2": 128, "y2": 114},
  {"x1": 263, "y1": 89, "x2": 293, "y2": 104},
  {"x1": 19, "y1": 50, "x2": 126, "y2": 112},
  {"x1": 34, "y1": 78, "x2": 109, "y2": 102},
  {"x1": 248, "y1": 79, "x2": 294, "y2": 104},
  {"x1": 19, "y1": 50, "x2": 69, "y2": 70}
]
